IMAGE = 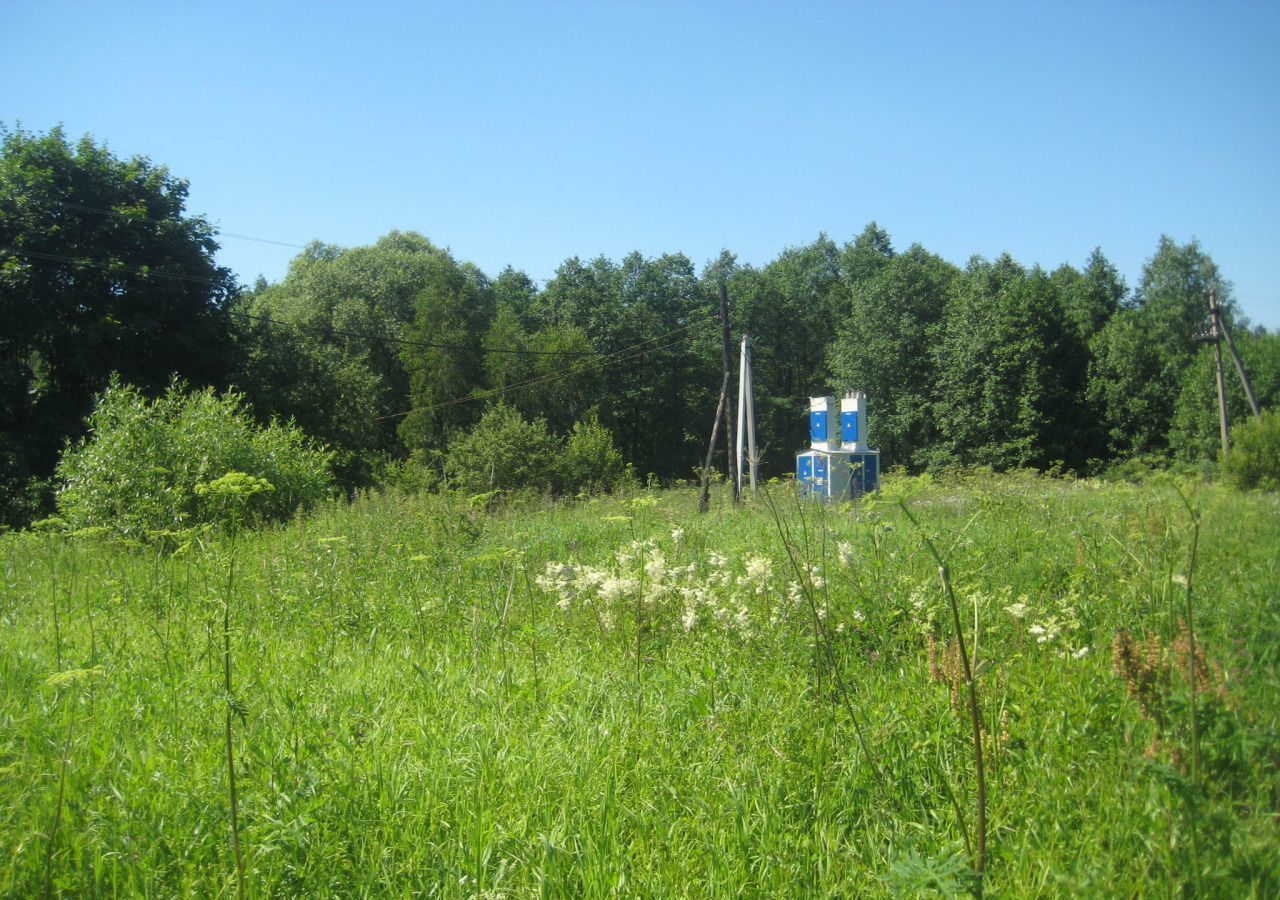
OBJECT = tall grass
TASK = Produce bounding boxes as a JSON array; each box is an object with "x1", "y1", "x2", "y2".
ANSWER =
[{"x1": 1, "y1": 472, "x2": 1278, "y2": 896}]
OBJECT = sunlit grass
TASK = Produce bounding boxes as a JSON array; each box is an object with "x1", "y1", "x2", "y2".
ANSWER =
[{"x1": 2, "y1": 473, "x2": 1278, "y2": 896}]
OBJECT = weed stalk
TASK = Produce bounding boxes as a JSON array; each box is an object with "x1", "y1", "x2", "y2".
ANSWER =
[
  {"x1": 1171, "y1": 485, "x2": 1203, "y2": 894},
  {"x1": 761, "y1": 487, "x2": 886, "y2": 791},
  {"x1": 900, "y1": 501, "x2": 987, "y2": 890},
  {"x1": 222, "y1": 547, "x2": 246, "y2": 900}
]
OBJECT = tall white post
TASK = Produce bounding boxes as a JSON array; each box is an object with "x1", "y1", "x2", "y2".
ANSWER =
[
  {"x1": 737, "y1": 335, "x2": 758, "y2": 495},
  {"x1": 736, "y1": 337, "x2": 747, "y2": 495}
]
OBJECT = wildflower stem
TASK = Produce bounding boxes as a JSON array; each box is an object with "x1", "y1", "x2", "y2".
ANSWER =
[
  {"x1": 222, "y1": 548, "x2": 246, "y2": 900},
  {"x1": 43, "y1": 698, "x2": 74, "y2": 900},
  {"x1": 762, "y1": 487, "x2": 886, "y2": 791},
  {"x1": 1172, "y1": 484, "x2": 1203, "y2": 894},
  {"x1": 900, "y1": 501, "x2": 987, "y2": 888}
]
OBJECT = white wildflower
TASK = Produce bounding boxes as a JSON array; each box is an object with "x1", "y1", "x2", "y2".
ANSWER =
[
  {"x1": 1005, "y1": 601, "x2": 1030, "y2": 620},
  {"x1": 682, "y1": 605, "x2": 699, "y2": 632},
  {"x1": 599, "y1": 576, "x2": 638, "y2": 604},
  {"x1": 1029, "y1": 616, "x2": 1063, "y2": 645},
  {"x1": 645, "y1": 549, "x2": 667, "y2": 582},
  {"x1": 807, "y1": 564, "x2": 826, "y2": 591},
  {"x1": 742, "y1": 556, "x2": 773, "y2": 594},
  {"x1": 837, "y1": 541, "x2": 855, "y2": 568}
]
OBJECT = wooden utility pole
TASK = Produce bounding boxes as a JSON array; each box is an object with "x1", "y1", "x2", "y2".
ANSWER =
[
  {"x1": 721, "y1": 282, "x2": 739, "y2": 505},
  {"x1": 1209, "y1": 288, "x2": 1231, "y2": 459},
  {"x1": 1207, "y1": 286, "x2": 1264, "y2": 460},
  {"x1": 1211, "y1": 287, "x2": 1262, "y2": 418},
  {"x1": 699, "y1": 374, "x2": 729, "y2": 514},
  {"x1": 699, "y1": 281, "x2": 738, "y2": 513}
]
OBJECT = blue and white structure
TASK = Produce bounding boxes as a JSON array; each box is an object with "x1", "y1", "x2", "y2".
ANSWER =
[{"x1": 796, "y1": 392, "x2": 881, "y2": 500}]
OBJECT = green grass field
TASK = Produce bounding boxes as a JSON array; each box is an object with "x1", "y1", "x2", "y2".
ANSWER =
[{"x1": 3, "y1": 473, "x2": 1278, "y2": 897}]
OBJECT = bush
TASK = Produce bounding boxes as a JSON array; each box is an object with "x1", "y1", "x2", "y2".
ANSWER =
[
  {"x1": 57, "y1": 379, "x2": 334, "y2": 536},
  {"x1": 560, "y1": 413, "x2": 629, "y2": 494},
  {"x1": 444, "y1": 403, "x2": 560, "y2": 496},
  {"x1": 1222, "y1": 410, "x2": 1280, "y2": 491},
  {"x1": 443, "y1": 404, "x2": 631, "y2": 498}
]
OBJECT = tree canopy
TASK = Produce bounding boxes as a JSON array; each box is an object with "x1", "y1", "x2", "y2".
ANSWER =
[
  {"x1": 1, "y1": 126, "x2": 237, "y2": 525},
  {"x1": 4, "y1": 125, "x2": 1276, "y2": 526}
]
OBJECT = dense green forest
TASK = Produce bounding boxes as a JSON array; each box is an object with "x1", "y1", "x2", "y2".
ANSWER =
[{"x1": 3, "y1": 127, "x2": 1277, "y2": 527}]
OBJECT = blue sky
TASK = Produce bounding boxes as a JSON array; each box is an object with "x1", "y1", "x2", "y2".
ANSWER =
[{"x1": 4, "y1": 1, "x2": 1279, "y2": 327}]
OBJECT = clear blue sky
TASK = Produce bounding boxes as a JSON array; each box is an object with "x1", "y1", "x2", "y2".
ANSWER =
[{"x1": 4, "y1": 1, "x2": 1279, "y2": 328}]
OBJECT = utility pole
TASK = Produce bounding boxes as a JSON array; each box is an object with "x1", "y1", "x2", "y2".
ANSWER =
[
  {"x1": 721, "y1": 282, "x2": 739, "y2": 504},
  {"x1": 1211, "y1": 287, "x2": 1262, "y2": 418},
  {"x1": 736, "y1": 334, "x2": 758, "y2": 497},
  {"x1": 1209, "y1": 287, "x2": 1231, "y2": 459},
  {"x1": 699, "y1": 281, "x2": 737, "y2": 513}
]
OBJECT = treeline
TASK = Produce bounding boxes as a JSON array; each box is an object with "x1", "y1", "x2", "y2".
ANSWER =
[{"x1": 3, "y1": 127, "x2": 1277, "y2": 526}]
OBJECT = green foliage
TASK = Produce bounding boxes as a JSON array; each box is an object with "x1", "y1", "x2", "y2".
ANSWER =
[
  {"x1": 443, "y1": 405, "x2": 630, "y2": 497},
  {"x1": 1, "y1": 125, "x2": 237, "y2": 526},
  {"x1": 56, "y1": 379, "x2": 333, "y2": 536},
  {"x1": 232, "y1": 232, "x2": 449, "y2": 465},
  {"x1": 1169, "y1": 330, "x2": 1280, "y2": 461},
  {"x1": 1090, "y1": 237, "x2": 1231, "y2": 458},
  {"x1": 829, "y1": 241, "x2": 956, "y2": 469},
  {"x1": 560, "y1": 413, "x2": 630, "y2": 494},
  {"x1": 399, "y1": 253, "x2": 494, "y2": 453},
  {"x1": 1221, "y1": 410, "x2": 1280, "y2": 491},
  {"x1": 931, "y1": 257, "x2": 1088, "y2": 470},
  {"x1": 444, "y1": 403, "x2": 561, "y2": 495}
]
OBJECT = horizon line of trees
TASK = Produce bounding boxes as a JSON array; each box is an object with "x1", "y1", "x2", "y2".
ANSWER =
[{"x1": 3, "y1": 126, "x2": 1278, "y2": 527}]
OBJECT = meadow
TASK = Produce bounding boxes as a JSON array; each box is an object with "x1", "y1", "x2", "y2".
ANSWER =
[{"x1": 2, "y1": 472, "x2": 1278, "y2": 897}]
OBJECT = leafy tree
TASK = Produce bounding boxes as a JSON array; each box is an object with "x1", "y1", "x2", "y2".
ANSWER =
[
  {"x1": 733, "y1": 236, "x2": 844, "y2": 472},
  {"x1": 1049, "y1": 248, "x2": 1126, "y2": 345},
  {"x1": 0, "y1": 125, "x2": 236, "y2": 525},
  {"x1": 523, "y1": 322, "x2": 597, "y2": 433},
  {"x1": 1089, "y1": 237, "x2": 1229, "y2": 457},
  {"x1": 398, "y1": 252, "x2": 494, "y2": 452},
  {"x1": 931, "y1": 257, "x2": 1087, "y2": 469},
  {"x1": 1220, "y1": 408, "x2": 1280, "y2": 491},
  {"x1": 235, "y1": 232, "x2": 451, "y2": 463},
  {"x1": 829, "y1": 241, "x2": 957, "y2": 468},
  {"x1": 840, "y1": 221, "x2": 895, "y2": 288},
  {"x1": 482, "y1": 304, "x2": 534, "y2": 398},
  {"x1": 540, "y1": 251, "x2": 714, "y2": 480},
  {"x1": 560, "y1": 413, "x2": 629, "y2": 494}
]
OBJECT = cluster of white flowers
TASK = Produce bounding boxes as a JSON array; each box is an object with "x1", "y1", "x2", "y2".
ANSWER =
[
  {"x1": 535, "y1": 531, "x2": 781, "y2": 640},
  {"x1": 1002, "y1": 588, "x2": 1085, "y2": 656},
  {"x1": 836, "y1": 541, "x2": 856, "y2": 568},
  {"x1": 741, "y1": 555, "x2": 774, "y2": 595}
]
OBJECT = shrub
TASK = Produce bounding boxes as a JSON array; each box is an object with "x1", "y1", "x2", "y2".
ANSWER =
[
  {"x1": 1221, "y1": 409, "x2": 1280, "y2": 491},
  {"x1": 560, "y1": 413, "x2": 629, "y2": 494},
  {"x1": 443, "y1": 405, "x2": 631, "y2": 498},
  {"x1": 444, "y1": 403, "x2": 560, "y2": 496},
  {"x1": 57, "y1": 378, "x2": 334, "y2": 536}
]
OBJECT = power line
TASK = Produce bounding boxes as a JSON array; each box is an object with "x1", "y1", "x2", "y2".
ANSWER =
[{"x1": 11, "y1": 199, "x2": 310, "y2": 250}]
